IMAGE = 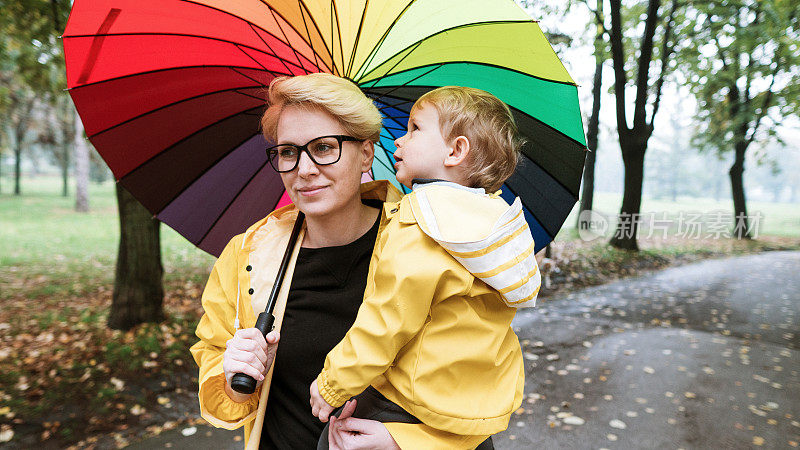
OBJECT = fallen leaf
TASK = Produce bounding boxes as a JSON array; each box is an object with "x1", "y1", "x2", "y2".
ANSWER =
[
  {"x1": 609, "y1": 419, "x2": 627, "y2": 429},
  {"x1": 0, "y1": 427, "x2": 13, "y2": 443},
  {"x1": 563, "y1": 416, "x2": 585, "y2": 425}
]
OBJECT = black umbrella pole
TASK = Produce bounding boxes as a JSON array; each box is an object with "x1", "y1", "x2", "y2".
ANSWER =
[{"x1": 230, "y1": 212, "x2": 305, "y2": 394}]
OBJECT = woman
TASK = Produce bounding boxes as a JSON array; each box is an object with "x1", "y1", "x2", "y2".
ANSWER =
[{"x1": 190, "y1": 73, "x2": 472, "y2": 449}]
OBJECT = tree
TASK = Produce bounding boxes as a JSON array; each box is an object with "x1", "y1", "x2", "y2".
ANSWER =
[
  {"x1": 681, "y1": 0, "x2": 799, "y2": 238},
  {"x1": 607, "y1": 0, "x2": 681, "y2": 250},
  {"x1": 0, "y1": 0, "x2": 69, "y2": 195},
  {"x1": 74, "y1": 108, "x2": 89, "y2": 211},
  {"x1": 578, "y1": 0, "x2": 607, "y2": 230},
  {"x1": 107, "y1": 185, "x2": 164, "y2": 330}
]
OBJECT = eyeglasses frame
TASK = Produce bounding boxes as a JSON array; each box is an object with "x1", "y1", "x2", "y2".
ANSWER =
[{"x1": 266, "y1": 134, "x2": 363, "y2": 173}]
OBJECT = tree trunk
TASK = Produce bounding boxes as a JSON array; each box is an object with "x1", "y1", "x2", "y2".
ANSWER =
[
  {"x1": 74, "y1": 108, "x2": 89, "y2": 212},
  {"x1": 578, "y1": 56, "x2": 603, "y2": 230},
  {"x1": 108, "y1": 184, "x2": 164, "y2": 330},
  {"x1": 577, "y1": 1, "x2": 604, "y2": 230},
  {"x1": 729, "y1": 142, "x2": 751, "y2": 239},
  {"x1": 61, "y1": 142, "x2": 70, "y2": 197},
  {"x1": 609, "y1": 139, "x2": 646, "y2": 250},
  {"x1": 13, "y1": 140, "x2": 22, "y2": 196}
]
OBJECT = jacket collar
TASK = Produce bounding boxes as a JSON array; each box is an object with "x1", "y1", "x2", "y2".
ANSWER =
[{"x1": 240, "y1": 180, "x2": 402, "y2": 253}]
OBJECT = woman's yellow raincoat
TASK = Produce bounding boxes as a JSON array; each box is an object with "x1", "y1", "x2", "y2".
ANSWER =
[{"x1": 191, "y1": 181, "x2": 509, "y2": 449}]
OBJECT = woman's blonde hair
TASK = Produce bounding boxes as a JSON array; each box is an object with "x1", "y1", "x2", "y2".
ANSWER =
[
  {"x1": 261, "y1": 73, "x2": 381, "y2": 142},
  {"x1": 415, "y1": 86, "x2": 524, "y2": 192}
]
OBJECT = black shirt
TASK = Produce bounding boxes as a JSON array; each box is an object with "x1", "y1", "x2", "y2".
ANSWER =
[{"x1": 260, "y1": 207, "x2": 381, "y2": 449}]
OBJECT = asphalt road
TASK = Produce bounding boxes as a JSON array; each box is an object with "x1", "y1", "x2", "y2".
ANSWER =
[{"x1": 128, "y1": 251, "x2": 800, "y2": 449}]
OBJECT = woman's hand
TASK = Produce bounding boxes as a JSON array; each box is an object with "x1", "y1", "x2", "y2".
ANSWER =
[
  {"x1": 328, "y1": 399, "x2": 401, "y2": 450},
  {"x1": 222, "y1": 328, "x2": 279, "y2": 400},
  {"x1": 310, "y1": 377, "x2": 336, "y2": 422}
]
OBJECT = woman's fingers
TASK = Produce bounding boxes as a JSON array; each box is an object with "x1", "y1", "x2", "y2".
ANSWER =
[
  {"x1": 333, "y1": 417, "x2": 373, "y2": 435},
  {"x1": 265, "y1": 330, "x2": 280, "y2": 344},
  {"x1": 333, "y1": 420, "x2": 400, "y2": 450},
  {"x1": 328, "y1": 416, "x2": 344, "y2": 450},
  {"x1": 223, "y1": 328, "x2": 276, "y2": 386},
  {"x1": 227, "y1": 347, "x2": 267, "y2": 374},
  {"x1": 339, "y1": 399, "x2": 357, "y2": 420}
]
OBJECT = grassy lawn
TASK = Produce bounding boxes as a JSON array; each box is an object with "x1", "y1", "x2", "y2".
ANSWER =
[
  {"x1": 1, "y1": 175, "x2": 216, "y2": 301},
  {"x1": 0, "y1": 175, "x2": 798, "y2": 447}
]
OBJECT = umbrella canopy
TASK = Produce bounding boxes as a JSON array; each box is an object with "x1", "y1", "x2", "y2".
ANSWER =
[{"x1": 64, "y1": 0, "x2": 586, "y2": 257}]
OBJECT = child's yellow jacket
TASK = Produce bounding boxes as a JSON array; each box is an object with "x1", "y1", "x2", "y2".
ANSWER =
[{"x1": 318, "y1": 181, "x2": 541, "y2": 437}]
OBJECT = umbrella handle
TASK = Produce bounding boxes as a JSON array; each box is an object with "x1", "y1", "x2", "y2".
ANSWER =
[
  {"x1": 229, "y1": 212, "x2": 305, "y2": 395},
  {"x1": 230, "y1": 311, "x2": 274, "y2": 394}
]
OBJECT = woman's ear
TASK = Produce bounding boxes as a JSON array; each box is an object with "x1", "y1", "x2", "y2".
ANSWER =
[
  {"x1": 360, "y1": 140, "x2": 375, "y2": 173},
  {"x1": 444, "y1": 136, "x2": 470, "y2": 167}
]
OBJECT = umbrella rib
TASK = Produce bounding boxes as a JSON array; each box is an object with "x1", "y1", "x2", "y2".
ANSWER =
[
  {"x1": 354, "y1": 0, "x2": 418, "y2": 80},
  {"x1": 500, "y1": 181, "x2": 558, "y2": 241},
  {"x1": 367, "y1": 63, "x2": 445, "y2": 105},
  {"x1": 372, "y1": 150, "x2": 395, "y2": 174},
  {"x1": 175, "y1": 0, "x2": 325, "y2": 72},
  {"x1": 266, "y1": 7, "x2": 321, "y2": 74},
  {"x1": 86, "y1": 85, "x2": 273, "y2": 139},
  {"x1": 377, "y1": 99, "x2": 413, "y2": 111},
  {"x1": 346, "y1": 0, "x2": 369, "y2": 77},
  {"x1": 362, "y1": 40, "x2": 424, "y2": 90},
  {"x1": 195, "y1": 158, "x2": 272, "y2": 247},
  {"x1": 296, "y1": 0, "x2": 337, "y2": 75},
  {"x1": 229, "y1": 66, "x2": 272, "y2": 88},
  {"x1": 370, "y1": 99, "x2": 410, "y2": 131},
  {"x1": 248, "y1": 22, "x2": 298, "y2": 78},
  {"x1": 233, "y1": 89, "x2": 270, "y2": 103},
  {"x1": 234, "y1": 44, "x2": 283, "y2": 79},
  {"x1": 330, "y1": 0, "x2": 341, "y2": 74},
  {"x1": 294, "y1": 1, "x2": 327, "y2": 74}
]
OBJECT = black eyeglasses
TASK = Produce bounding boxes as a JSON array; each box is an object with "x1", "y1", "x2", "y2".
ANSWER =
[{"x1": 266, "y1": 134, "x2": 363, "y2": 173}]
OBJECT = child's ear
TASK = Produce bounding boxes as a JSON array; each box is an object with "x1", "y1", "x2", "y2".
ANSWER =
[{"x1": 444, "y1": 136, "x2": 470, "y2": 167}]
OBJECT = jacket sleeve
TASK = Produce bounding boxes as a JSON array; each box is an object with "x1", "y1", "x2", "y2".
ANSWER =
[
  {"x1": 385, "y1": 423, "x2": 490, "y2": 450},
  {"x1": 189, "y1": 234, "x2": 262, "y2": 429},
  {"x1": 316, "y1": 220, "x2": 471, "y2": 407}
]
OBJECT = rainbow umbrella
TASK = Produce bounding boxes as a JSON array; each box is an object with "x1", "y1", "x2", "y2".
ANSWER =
[{"x1": 63, "y1": 0, "x2": 586, "y2": 256}]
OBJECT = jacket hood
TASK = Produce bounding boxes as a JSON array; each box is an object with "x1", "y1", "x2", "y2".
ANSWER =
[{"x1": 408, "y1": 181, "x2": 540, "y2": 308}]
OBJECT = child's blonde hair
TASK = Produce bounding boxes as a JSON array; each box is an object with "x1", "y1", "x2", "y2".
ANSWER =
[
  {"x1": 414, "y1": 86, "x2": 523, "y2": 192},
  {"x1": 261, "y1": 73, "x2": 381, "y2": 142}
]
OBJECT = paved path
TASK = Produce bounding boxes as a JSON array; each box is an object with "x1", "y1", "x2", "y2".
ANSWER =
[{"x1": 129, "y1": 251, "x2": 800, "y2": 449}]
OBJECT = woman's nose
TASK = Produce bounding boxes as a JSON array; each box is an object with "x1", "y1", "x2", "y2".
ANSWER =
[{"x1": 296, "y1": 151, "x2": 319, "y2": 176}]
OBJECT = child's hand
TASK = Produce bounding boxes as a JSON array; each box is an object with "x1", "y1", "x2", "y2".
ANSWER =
[{"x1": 309, "y1": 377, "x2": 335, "y2": 422}]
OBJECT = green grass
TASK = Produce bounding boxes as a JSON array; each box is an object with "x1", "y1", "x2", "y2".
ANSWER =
[{"x1": 0, "y1": 175, "x2": 215, "y2": 300}]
